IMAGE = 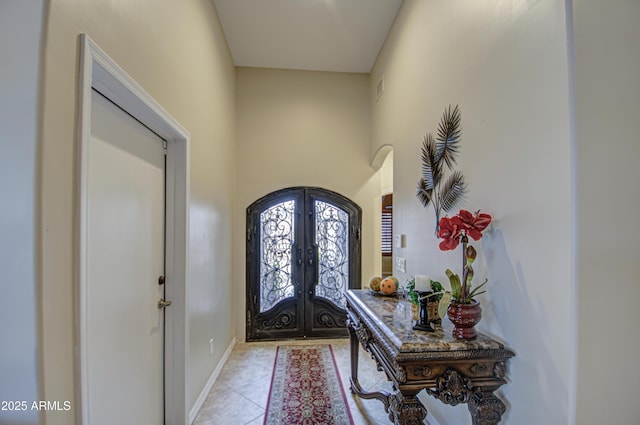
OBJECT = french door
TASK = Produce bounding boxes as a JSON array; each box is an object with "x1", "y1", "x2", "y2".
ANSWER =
[{"x1": 246, "y1": 187, "x2": 361, "y2": 341}]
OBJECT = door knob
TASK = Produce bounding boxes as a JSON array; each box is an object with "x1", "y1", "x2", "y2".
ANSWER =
[{"x1": 158, "y1": 298, "x2": 172, "y2": 309}]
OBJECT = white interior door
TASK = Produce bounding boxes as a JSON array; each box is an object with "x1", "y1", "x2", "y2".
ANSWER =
[{"x1": 86, "y1": 89, "x2": 166, "y2": 424}]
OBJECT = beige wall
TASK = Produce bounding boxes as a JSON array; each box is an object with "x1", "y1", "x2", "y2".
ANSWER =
[
  {"x1": 378, "y1": 150, "x2": 394, "y2": 276},
  {"x1": 371, "y1": 0, "x2": 574, "y2": 423},
  {"x1": 574, "y1": 1, "x2": 640, "y2": 424},
  {"x1": 380, "y1": 150, "x2": 393, "y2": 196},
  {"x1": 234, "y1": 67, "x2": 377, "y2": 341},
  {"x1": 0, "y1": 1, "x2": 44, "y2": 424},
  {"x1": 39, "y1": 0, "x2": 236, "y2": 423}
]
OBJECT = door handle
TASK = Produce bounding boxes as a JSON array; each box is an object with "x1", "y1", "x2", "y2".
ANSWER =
[
  {"x1": 158, "y1": 298, "x2": 172, "y2": 309},
  {"x1": 307, "y1": 248, "x2": 314, "y2": 266}
]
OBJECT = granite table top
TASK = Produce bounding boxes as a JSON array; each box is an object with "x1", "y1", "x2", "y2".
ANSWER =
[{"x1": 346, "y1": 289, "x2": 510, "y2": 354}]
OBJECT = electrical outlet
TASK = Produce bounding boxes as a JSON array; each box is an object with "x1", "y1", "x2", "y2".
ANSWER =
[{"x1": 209, "y1": 338, "x2": 214, "y2": 356}]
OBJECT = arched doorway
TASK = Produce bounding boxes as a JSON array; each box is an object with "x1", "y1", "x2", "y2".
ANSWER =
[{"x1": 246, "y1": 187, "x2": 361, "y2": 341}]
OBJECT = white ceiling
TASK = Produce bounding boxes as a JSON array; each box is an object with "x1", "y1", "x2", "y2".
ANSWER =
[{"x1": 212, "y1": 0, "x2": 403, "y2": 73}]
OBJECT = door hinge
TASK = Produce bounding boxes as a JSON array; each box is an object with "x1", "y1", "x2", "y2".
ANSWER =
[
  {"x1": 247, "y1": 226, "x2": 257, "y2": 242},
  {"x1": 247, "y1": 225, "x2": 258, "y2": 242},
  {"x1": 158, "y1": 275, "x2": 165, "y2": 285},
  {"x1": 162, "y1": 140, "x2": 168, "y2": 155}
]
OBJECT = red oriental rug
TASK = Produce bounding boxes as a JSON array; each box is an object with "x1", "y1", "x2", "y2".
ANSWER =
[{"x1": 264, "y1": 345, "x2": 354, "y2": 425}]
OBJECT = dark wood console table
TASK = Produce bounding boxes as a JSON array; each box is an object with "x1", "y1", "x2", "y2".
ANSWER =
[{"x1": 346, "y1": 289, "x2": 515, "y2": 425}]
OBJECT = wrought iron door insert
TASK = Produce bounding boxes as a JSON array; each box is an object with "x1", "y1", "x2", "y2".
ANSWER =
[{"x1": 246, "y1": 187, "x2": 361, "y2": 341}]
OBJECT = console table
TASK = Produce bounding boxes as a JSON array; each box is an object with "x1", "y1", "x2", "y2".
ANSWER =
[{"x1": 346, "y1": 289, "x2": 515, "y2": 425}]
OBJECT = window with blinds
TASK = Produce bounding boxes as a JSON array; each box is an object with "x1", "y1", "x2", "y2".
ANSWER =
[{"x1": 381, "y1": 194, "x2": 393, "y2": 256}]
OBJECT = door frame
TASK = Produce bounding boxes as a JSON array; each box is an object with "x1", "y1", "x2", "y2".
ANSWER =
[{"x1": 76, "y1": 34, "x2": 190, "y2": 424}]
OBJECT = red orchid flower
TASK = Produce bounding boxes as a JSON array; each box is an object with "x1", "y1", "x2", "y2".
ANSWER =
[
  {"x1": 456, "y1": 209, "x2": 492, "y2": 241},
  {"x1": 437, "y1": 216, "x2": 463, "y2": 251}
]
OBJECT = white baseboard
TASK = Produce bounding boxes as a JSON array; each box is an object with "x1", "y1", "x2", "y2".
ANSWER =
[
  {"x1": 425, "y1": 416, "x2": 443, "y2": 425},
  {"x1": 189, "y1": 337, "x2": 237, "y2": 424}
]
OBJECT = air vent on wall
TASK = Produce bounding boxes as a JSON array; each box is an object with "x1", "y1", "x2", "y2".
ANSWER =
[{"x1": 376, "y1": 77, "x2": 384, "y2": 102}]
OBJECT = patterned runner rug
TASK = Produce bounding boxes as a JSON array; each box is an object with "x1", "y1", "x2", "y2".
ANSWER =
[{"x1": 264, "y1": 344, "x2": 354, "y2": 425}]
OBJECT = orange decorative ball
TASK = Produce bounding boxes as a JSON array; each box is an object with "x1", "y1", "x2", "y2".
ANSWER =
[
  {"x1": 380, "y1": 277, "x2": 397, "y2": 295},
  {"x1": 369, "y1": 276, "x2": 382, "y2": 292},
  {"x1": 387, "y1": 276, "x2": 399, "y2": 290}
]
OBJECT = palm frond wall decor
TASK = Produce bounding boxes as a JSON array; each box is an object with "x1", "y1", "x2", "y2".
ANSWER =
[{"x1": 416, "y1": 105, "x2": 467, "y2": 233}]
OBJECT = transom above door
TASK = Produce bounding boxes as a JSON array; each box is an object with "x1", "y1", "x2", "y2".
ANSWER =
[{"x1": 246, "y1": 187, "x2": 361, "y2": 341}]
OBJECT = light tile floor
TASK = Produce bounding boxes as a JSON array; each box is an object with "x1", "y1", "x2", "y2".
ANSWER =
[{"x1": 192, "y1": 338, "x2": 438, "y2": 425}]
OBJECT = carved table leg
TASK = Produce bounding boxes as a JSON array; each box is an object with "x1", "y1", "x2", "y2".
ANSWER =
[
  {"x1": 388, "y1": 391, "x2": 427, "y2": 425},
  {"x1": 468, "y1": 391, "x2": 507, "y2": 425},
  {"x1": 347, "y1": 318, "x2": 391, "y2": 411},
  {"x1": 348, "y1": 321, "x2": 360, "y2": 394}
]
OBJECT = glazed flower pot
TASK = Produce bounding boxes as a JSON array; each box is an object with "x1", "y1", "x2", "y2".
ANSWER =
[{"x1": 447, "y1": 300, "x2": 482, "y2": 340}]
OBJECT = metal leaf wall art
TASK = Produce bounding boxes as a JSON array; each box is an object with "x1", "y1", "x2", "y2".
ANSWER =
[{"x1": 416, "y1": 105, "x2": 467, "y2": 233}]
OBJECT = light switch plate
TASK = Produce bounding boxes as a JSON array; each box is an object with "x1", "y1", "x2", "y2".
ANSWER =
[{"x1": 396, "y1": 257, "x2": 406, "y2": 273}]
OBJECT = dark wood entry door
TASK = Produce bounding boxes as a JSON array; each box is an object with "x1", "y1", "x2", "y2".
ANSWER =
[{"x1": 246, "y1": 187, "x2": 361, "y2": 341}]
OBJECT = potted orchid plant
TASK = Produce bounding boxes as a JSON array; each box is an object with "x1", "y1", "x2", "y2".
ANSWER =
[{"x1": 438, "y1": 209, "x2": 492, "y2": 339}]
